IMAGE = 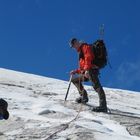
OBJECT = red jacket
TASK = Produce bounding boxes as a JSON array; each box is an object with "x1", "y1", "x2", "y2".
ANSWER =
[{"x1": 75, "y1": 43, "x2": 96, "y2": 74}]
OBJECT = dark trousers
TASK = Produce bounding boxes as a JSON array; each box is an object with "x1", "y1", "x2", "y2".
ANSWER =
[{"x1": 71, "y1": 68, "x2": 107, "y2": 108}]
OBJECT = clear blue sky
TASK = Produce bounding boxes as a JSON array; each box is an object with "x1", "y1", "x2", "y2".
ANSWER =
[{"x1": 0, "y1": 0, "x2": 140, "y2": 92}]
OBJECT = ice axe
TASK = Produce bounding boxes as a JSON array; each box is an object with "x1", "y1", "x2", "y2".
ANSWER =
[{"x1": 64, "y1": 75, "x2": 73, "y2": 101}]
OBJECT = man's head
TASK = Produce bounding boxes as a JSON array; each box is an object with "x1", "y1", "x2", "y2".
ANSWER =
[
  {"x1": 69, "y1": 38, "x2": 81, "y2": 50},
  {"x1": 0, "y1": 99, "x2": 9, "y2": 120}
]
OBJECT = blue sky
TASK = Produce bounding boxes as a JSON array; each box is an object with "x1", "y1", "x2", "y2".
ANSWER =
[{"x1": 0, "y1": 0, "x2": 140, "y2": 92}]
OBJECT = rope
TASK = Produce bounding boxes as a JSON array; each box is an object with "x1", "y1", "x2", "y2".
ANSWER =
[
  {"x1": 45, "y1": 74, "x2": 85, "y2": 139},
  {"x1": 45, "y1": 103, "x2": 83, "y2": 140}
]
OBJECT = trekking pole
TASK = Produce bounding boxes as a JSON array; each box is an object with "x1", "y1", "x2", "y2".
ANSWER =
[{"x1": 64, "y1": 75, "x2": 73, "y2": 101}]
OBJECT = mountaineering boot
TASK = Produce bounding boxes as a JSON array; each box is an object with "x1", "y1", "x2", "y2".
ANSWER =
[
  {"x1": 82, "y1": 90, "x2": 88, "y2": 103},
  {"x1": 75, "y1": 90, "x2": 88, "y2": 103},
  {"x1": 92, "y1": 106, "x2": 107, "y2": 112},
  {"x1": 92, "y1": 87, "x2": 107, "y2": 112},
  {"x1": 75, "y1": 96, "x2": 82, "y2": 103}
]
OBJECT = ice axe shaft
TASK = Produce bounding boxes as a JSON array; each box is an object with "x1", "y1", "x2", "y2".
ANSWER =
[{"x1": 65, "y1": 75, "x2": 73, "y2": 101}]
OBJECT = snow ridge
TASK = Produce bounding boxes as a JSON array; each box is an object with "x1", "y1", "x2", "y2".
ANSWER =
[{"x1": 0, "y1": 68, "x2": 140, "y2": 140}]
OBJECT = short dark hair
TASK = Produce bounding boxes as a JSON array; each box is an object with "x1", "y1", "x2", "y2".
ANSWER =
[
  {"x1": 3, "y1": 110, "x2": 9, "y2": 120},
  {"x1": 69, "y1": 38, "x2": 78, "y2": 47},
  {"x1": 0, "y1": 98, "x2": 8, "y2": 109},
  {"x1": 0, "y1": 98, "x2": 9, "y2": 120}
]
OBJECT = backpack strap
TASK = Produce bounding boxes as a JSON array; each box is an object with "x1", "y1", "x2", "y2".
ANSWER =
[{"x1": 78, "y1": 43, "x2": 86, "y2": 60}]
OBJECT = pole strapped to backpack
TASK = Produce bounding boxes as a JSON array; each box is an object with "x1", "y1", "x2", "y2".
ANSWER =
[{"x1": 99, "y1": 24, "x2": 104, "y2": 40}]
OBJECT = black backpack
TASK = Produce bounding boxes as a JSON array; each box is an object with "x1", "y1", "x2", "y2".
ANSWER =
[{"x1": 91, "y1": 40, "x2": 107, "y2": 69}]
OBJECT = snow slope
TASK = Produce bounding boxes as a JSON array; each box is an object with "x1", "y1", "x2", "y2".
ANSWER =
[{"x1": 0, "y1": 68, "x2": 140, "y2": 140}]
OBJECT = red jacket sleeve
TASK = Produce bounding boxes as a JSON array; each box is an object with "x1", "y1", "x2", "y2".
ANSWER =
[
  {"x1": 74, "y1": 68, "x2": 81, "y2": 74},
  {"x1": 81, "y1": 44, "x2": 94, "y2": 71}
]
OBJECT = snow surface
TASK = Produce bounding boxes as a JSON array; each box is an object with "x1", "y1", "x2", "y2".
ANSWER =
[{"x1": 0, "y1": 68, "x2": 140, "y2": 140}]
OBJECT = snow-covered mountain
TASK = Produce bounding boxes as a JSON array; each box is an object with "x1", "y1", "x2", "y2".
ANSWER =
[{"x1": 0, "y1": 68, "x2": 140, "y2": 140}]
